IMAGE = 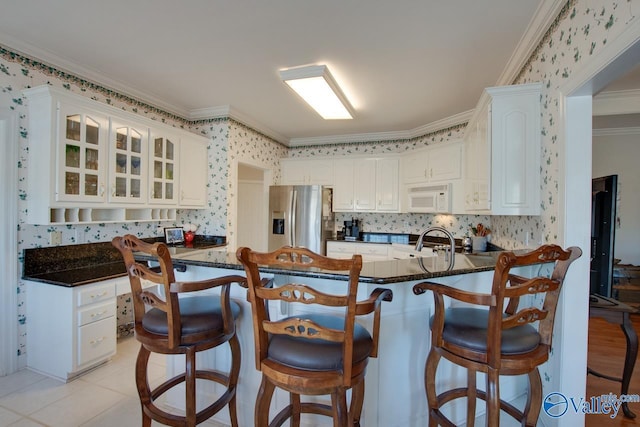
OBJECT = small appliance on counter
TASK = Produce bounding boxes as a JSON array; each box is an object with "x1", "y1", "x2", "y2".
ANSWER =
[{"x1": 343, "y1": 218, "x2": 360, "y2": 241}]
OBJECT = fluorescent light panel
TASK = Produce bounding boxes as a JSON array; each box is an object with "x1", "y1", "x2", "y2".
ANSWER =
[{"x1": 280, "y1": 65, "x2": 353, "y2": 120}]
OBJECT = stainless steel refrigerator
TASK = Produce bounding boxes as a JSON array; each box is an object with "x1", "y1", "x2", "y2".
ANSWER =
[{"x1": 268, "y1": 185, "x2": 334, "y2": 255}]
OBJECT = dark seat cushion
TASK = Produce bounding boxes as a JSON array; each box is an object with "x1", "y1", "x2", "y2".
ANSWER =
[
  {"x1": 142, "y1": 295, "x2": 241, "y2": 337},
  {"x1": 268, "y1": 313, "x2": 373, "y2": 371},
  {"x1": 431, "y1": 307, "x2": 541, "y2": 355}
]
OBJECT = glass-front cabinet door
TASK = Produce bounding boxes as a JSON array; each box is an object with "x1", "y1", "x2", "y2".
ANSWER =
[
  {"x1": 149, "y1": 132, "x2": 178, "y2": 205},
  {"x1": 56, "y1": 106, "x2": 108, "y2": 202},
  {"x1": 109, "y1": 120, "x2": 148, "y2": 204}
]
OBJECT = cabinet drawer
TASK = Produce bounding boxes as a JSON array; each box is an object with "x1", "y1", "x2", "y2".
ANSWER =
[
  {"x1": 356, "y1": 244, "x2": 388, "y2": 257},
  {"x1": 78, "y1": 316, "x2": 116, "y2": 366},
  {"x1": 77, "y1": 283, "x2": 115, "y2": 307},
  {"x1": 326, "y1": 242, "x2": 356, "y2": 255},
  {"x1": 77, "y1": 301, "x2": 116, "y2": 327}
]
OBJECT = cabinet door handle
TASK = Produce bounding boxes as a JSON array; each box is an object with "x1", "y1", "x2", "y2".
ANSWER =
[
  {"x1": 91, "y1": 310, "x2": 108, "y2": 318},
  {"x1": 99, "y1": 184, "x2": 105, "y2": 196},
  {"x1": 90, "y1": 291, "x2": 108, "y2": 299},
  {"x1": 111, "y1": 185, "x2": 116, "y2": 197},
  {"x1": 89, "y1": 336, "x2": 107, "y2": 345}
]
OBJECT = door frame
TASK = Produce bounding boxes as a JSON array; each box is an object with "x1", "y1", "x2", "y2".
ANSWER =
[
  {"x1": 554, "y1": 18, "x2": 640, "y2": 427},
  {"x1": 0, "y1": 109, "x2": 18, "y2": 375}
]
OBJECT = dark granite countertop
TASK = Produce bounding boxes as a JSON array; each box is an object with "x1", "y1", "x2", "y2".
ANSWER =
[
  {"x1": 22, "y1": 234, "x2": 526, "y2": 287},
  {"x1": 133, "y1": 247, "x2": 521, "y2": 285},
  {"x1": 22, "y1": 236, "x2": 226, "y2": 287}
]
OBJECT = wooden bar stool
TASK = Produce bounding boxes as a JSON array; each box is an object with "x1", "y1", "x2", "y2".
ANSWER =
[
  {"x1": 236, "y1": 246, "x2": 393, "y2": 427},
  {"x1": 413, "y1": 245, "x2": 581, "y2": 426},
  {"x1": 113, "y1": 235, "x2": 245, "y2": 427}
]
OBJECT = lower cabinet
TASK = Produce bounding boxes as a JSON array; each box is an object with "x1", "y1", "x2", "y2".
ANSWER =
[
  {"x1": 26, "y1": 278, "x2": 121, "y2": 381},
  {"x1": 327, "y1": 241, "x2": 390, "y2": 262}
]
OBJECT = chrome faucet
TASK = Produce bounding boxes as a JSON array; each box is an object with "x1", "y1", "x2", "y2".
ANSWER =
[{"x1": 415, "y1": 226, "x2": 456, "y2": 270}]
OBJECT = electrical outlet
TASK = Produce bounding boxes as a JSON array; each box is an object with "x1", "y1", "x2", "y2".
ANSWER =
[{"x1": 49, "y1": 231, "x2": 62, "y2": 246}]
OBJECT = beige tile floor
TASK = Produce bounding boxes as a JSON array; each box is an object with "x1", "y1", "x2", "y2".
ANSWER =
[{"x1": 0, "y1": 337, "x2": 227, "y2": 427}]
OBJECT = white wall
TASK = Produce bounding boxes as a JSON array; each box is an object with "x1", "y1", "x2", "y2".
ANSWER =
[{"x1": 593, "y1": 129, "x2": 640, "y2": 265}]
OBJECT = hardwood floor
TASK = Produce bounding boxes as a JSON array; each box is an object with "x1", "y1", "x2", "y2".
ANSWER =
[{"x1": 587, "y1": 313, "x2": 640, "y2": 426}]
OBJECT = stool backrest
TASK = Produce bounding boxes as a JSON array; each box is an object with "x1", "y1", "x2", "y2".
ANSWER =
[
  {"x1": 236, "y1": 246, "x2": 363, "y2": 384},
  {"x1": 487, "y1": 244, "x2": 582, "y2": 364},
  {"x1": 113, "y1": 234, "x2": 244, "y2": 349}
]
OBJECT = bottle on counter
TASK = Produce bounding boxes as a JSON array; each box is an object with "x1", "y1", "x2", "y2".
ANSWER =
[{"x1": 462, "y1": 236, "x2": 472, "y2": 253}]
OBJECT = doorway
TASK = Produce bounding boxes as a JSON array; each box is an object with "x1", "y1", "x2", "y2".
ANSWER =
[
  {"x1": 590, "y1": 175, "x2": 618, "y2": 298},
  {"x1": 560, "y1": 22, "x2": 640, "y2": 427},
  {"x1": 237, "y1": 163, "x2": 268, "y2": 251}
]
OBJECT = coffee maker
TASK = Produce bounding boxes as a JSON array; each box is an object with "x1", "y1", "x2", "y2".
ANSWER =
[{"x1": 343, "y1": 218, "x2": 360, "y2": 241}]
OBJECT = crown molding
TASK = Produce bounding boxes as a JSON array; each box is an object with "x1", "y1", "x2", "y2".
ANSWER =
[
  {"x1": 593, "y1": 126, "x2": 640, "y2": 137},
  {"x1": 0, "y1": 33, "x2": 191, "y2": 119},
  {"x1": 496, "y1": 0, "x2": 566, "y2": 85},
  {"x1": 0, "y1": 0, "x2": 564, "y2": 148},
  {"x1": 593, "y1": 89, "x2": 640, "y2": 116},
  {"x1": 287, "y1": 109, "x2": 473, "y2": 147}
]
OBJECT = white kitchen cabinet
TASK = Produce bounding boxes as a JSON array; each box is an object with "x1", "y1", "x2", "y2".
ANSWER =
[
  {"x1": 149, "y1": 132, "x2": 178, "y2": 205},
  {"x1": 353, "y1": 158, "x2": 377, "y2": 211},
  {"x1": 108, "y1": 118, "x2": 148, "y2": 204},
  {"x1": 326, "y1": 241, "x2": 390, "y2": 262},
  {"x1": 280, "y1": 158, "x2": 333, "y2": 185},
  {"x1": 333, "y1": 157, "x2": 399, "y2": 213},
  {"x1": 23, "y1": 85, "x2": 207, "y2": 223},
  {"x1": 463, "y1": 83, "x2": 541, "y2": 215},
  {"x1": 401, "y1": 142, "x2": 462, "y2": 185},
  {"x1": 178, "y1": 136, "x2": 208, "y2": 208},
  {"x1": 26, "y1": 278, "x2": 122, "y2": 381},
  {"x1": 333, "y1": 158, "x2": 357, "y2": 211}
]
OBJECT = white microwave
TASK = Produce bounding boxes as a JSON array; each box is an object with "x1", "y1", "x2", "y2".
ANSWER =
[{"x1": 406, "y1": 183, "x2": 451, "y2": 213}]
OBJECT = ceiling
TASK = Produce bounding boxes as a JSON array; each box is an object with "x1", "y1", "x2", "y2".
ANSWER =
[{"x1": 0, "y1": 1, "x2": 574, "y2": 146}]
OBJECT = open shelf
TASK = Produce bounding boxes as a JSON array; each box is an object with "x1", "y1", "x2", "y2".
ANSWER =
[{"x1": 47, "y1": 207, "x2": 176, "y2": 224}]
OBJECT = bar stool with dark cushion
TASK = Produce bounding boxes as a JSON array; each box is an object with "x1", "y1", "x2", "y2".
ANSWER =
[
  {"x1": 113, "y1": 234, "x2": 245, "y2": 427},
  {"x1": 236, "y1": 246, "x2": 393, "y2": 427},
  {"x1": 413, "y1": 244, "x2": 581, "y2": 426}
]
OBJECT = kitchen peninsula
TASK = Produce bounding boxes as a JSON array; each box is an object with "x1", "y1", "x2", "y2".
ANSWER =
[
  {"x1": 22, "y1": 238, "x2": 546, "y2": 426},
  {"x1": 132, "y1": 246, "x2": 546, "y2": 427}
]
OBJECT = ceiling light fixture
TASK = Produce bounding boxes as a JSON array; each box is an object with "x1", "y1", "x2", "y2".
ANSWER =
[{"x1": 280, "y1": 65, "x2": 354, "y2": 120}]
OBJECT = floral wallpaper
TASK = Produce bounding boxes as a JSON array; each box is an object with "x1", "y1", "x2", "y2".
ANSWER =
[{"x1": 1, "y1": 0, "x2": 638, "y2": 382}]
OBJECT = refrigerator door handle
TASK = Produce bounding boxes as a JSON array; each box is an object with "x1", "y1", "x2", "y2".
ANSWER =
[{"x1": 290, "y1": 189, "x2": 297, "y2": 247}]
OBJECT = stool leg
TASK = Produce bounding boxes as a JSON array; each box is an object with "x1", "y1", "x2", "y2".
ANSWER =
[
  {"x1": 331, "y1": 388, "x2": 348, "y2": 427},
  {"x1": 425, "y1": 349, "x2": 441, "y2": 427},
  {"x1": 349, "y1": 379, "x2": 365, "y2": 427},
  {"x1": 228, "y1": 334, "x2": 241, "y2": 427},
  {"x1": 485, "y1": 368, "x2": 500, "y2": 427},
  {"x1": 135, "y1": 344, "x2": 152, "y2": 427},
  {"x1": 255, "y1": 375, "x2": 275, "y2": 427},
  {"x1": 466, "y1": 369, "x2": 476, "y2": 427},
  {"x1": 185, "y1": 346, "x2": 197, "y2": 427},
  {"x1": 523, "y1": 368, "x2": 542, "y2": 427},
  {"x1": 290, "y1": 392, "x2": 301, "y2": 427}
]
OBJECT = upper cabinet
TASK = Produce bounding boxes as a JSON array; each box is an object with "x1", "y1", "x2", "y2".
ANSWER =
[
  {"x1": 333, "y1": 157, "x2": 399, "y2": 213},
  {"x1": 179, "y1": 136, "x2": 208, "y2": 207},
  {"x1": 281, "y1": 158, "x2": 333, "y2": 185},
  {"x1": 57, "y1": 106, "x2": 109, "y2": 203},
  {"x1": 401, "y1": 141, "x2": 462, "y2": 185},
  {"x1": 108, "y1": 118, "x2": 148, "y2": 204},
  {"x1": 463, "y1": 83, "x2": 541, "y2": 215},
  {"x1": 149, "y1": 132, "x2": 178, "y2": 205},
  {"x1": 24, "y1": 86, "x2": 208, "y2": 224}
]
